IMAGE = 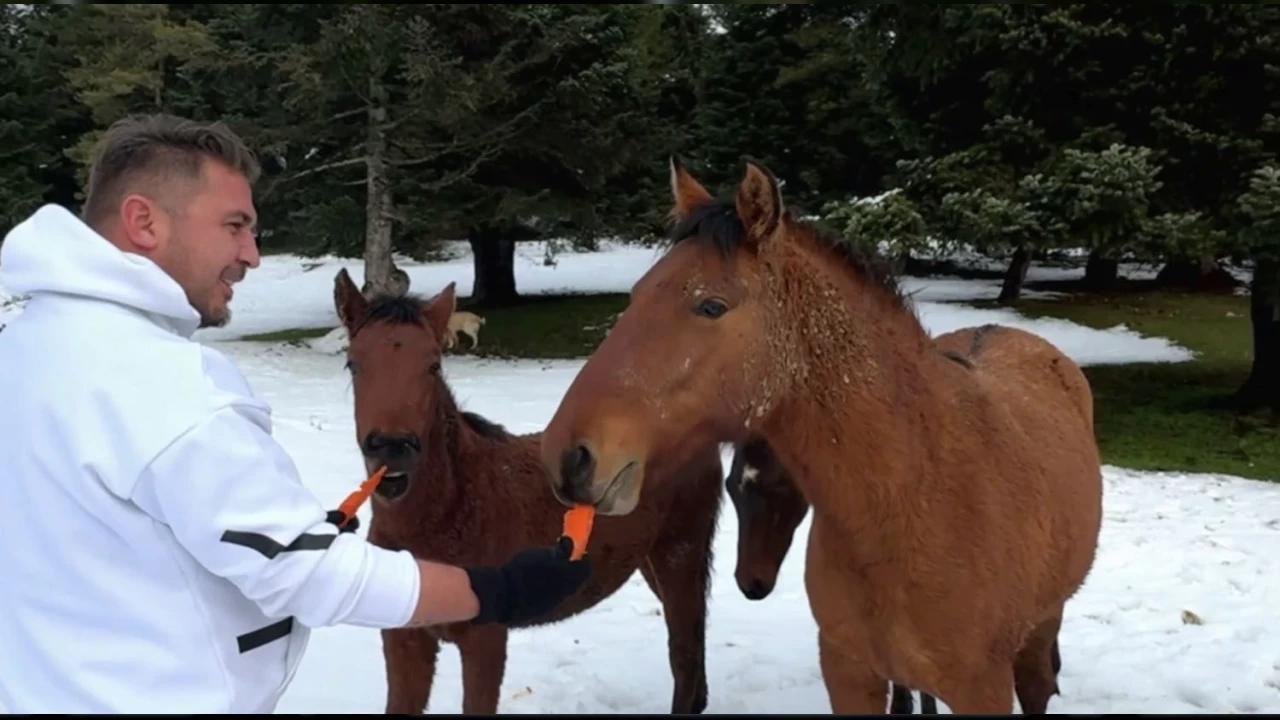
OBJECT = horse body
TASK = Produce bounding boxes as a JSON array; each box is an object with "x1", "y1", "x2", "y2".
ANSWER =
[
  {"x1": 332, "y1": 269, "x2": 722, "y2": 714},
  {"x1": 787, "y1": 324, "x2": 1095, "y2": 712},
  {"x1": 537, "y1": 158, "x2": 1102, "y2": 714},
  {"x1": 727, "y1": 436, "x2": 939, "y2": 715}
]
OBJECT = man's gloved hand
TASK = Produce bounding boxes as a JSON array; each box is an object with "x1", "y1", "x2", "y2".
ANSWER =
[
  {"x1": 325, "y1": 509, "x2": 359, "y2": 534},
  {"x1": 464, "y1": 536, "x2": 593, "y2": 626}
]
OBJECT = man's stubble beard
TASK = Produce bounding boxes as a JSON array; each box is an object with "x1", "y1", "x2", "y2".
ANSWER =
[
  {"x1": 198, "y1": 307, "x2": 231, "y2": 329},
  {"x1": 166, "y1": 234, "x2": 232, "y2": 330}
]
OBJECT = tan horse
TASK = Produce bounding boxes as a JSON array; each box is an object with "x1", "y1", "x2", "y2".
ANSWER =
[{"x1": 537, "y1": 158, "x2": 1103, "y2": 714}]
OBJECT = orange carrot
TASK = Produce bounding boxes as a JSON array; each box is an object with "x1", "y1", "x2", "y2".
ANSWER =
[
  {"x1": 334, "y1": 465, "x2": 388, "y2": 527},
  {"x1": 562, "y1": 504, "x2": 595, "y2": 560}
]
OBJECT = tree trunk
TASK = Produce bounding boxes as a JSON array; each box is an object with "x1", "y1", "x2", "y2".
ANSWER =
[
  {"x1": 1083, "y1": 250, "x2": 1119, "y2": 289},
  {"x1": 997, "y1": 247, "x2": 1031, "y2": 305},
  {"x1": 1234, "y1": 256, "x2": 1280, "y2": 413},
  {"x1": 468, "y1": 226, "x2": 518, "y2": 308},
  {"x1": 360, "y1": 73, "x2": 402, "y2": 299},
  {"x1": 892, "y1": 252, "x2": 932, "y2": 277},
  {"x1": 1155, "y1": 255, "x2": 1240, "y2": 292}
]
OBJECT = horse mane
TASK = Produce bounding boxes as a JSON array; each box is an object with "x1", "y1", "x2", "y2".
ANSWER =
[
  {"x1": 665, "y1": 197, "x2": 912, "y2": 312},
  {"x1": 459, "y1": 410, "x2": 511, "y2": 440},
  {"x1": 353, "y1": 293, "x2": 429, "y2": 335},
  {"x1": 351, "y1": 292, "x2": 513, "y2": 443}
]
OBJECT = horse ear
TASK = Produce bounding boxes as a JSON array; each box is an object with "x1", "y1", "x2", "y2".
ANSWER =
[
  {"x1": 735, "y1": 157, "x2": 784, "y2": 245},
  {"x1": 669, "y1": 155, "x2": 712, "y2": 222},
  {"x1": 333, "y1": 267, "x2": 366, "y2": 332},
  {"x1": 422, "y1": 281, "x2": 456, "y2": 343}
]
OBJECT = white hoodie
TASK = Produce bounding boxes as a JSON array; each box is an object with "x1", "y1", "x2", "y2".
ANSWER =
[{"x1": 0, "y1": 205, "x2": 421, "y2": 713}]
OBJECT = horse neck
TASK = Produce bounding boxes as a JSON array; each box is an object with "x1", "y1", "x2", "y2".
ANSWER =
[
  {"x1": 755, "y1": 234, "x2": 946, "y2": 551},
  {"x1": 401, "y1": 378, "x2": 498, "y2": 528}
]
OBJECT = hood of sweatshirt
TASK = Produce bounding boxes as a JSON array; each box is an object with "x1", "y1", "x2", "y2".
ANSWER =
[{"x1": 1, "y1": 203, "x2": 202, "y2": 337}]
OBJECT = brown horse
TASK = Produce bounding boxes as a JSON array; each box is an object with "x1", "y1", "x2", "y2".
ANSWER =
[
  {"x1": 727, "y1": 435, "x2": 939, "y2": 715},
  {"x1": 332, "y1": 268, "x2": 725, "y2": 714},
  {"x1": 538, "y1": 158, "x2": 1102, "y2": 714}
]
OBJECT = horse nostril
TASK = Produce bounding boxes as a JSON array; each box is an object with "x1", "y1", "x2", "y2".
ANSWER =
[
  {"x1": 559, "y1": 443, "x2": 596, "y2": 490},
  {"x1": 362, "y1": 432, "x2": 386, "y2": 455},
  {"x1": 744, "y1": 579, "x2": 770, "y2": 600},
  {"x1": 363, "y1": 432, "x2": 419, "y2": 457}
]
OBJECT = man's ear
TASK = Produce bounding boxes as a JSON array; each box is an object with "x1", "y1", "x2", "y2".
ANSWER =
[
  {"x1": 117, "y1": 193, "x2": 169, "y2": 254},
  {"x1": 333, "y1": 268, "x2": 366, "y2": 331},
  {"x1": 422, "y1": 282, "x2": 457, "y2": 343}
]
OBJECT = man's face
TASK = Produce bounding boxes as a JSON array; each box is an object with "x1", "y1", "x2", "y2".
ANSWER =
[{"x1": 152, "y1": 159, "x2": 261, "y2": 328}]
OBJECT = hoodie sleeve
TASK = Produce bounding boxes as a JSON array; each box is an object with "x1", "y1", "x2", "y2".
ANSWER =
[{"x1": 129, "y1": 403, "x2": 422, "y2": 630}]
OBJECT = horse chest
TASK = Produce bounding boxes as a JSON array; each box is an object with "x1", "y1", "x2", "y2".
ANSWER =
[{"x1": 803, "y1": 518, "x2": 937, "y2": 682}]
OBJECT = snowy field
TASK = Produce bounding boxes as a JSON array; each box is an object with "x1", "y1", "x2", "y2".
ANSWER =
[{"x1": 2, "y1": 241, "x2": 1278, "y2": 714}]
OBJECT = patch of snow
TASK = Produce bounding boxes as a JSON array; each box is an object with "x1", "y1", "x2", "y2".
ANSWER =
[
  {"x1": 915, "y1": 303, "x2": 1194, "y2": 365},
  {"x1": 307, "y1": 326, "x2": 350, "y2": 355}
]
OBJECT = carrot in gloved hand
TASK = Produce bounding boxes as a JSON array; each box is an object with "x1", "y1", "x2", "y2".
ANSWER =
[{"x1": 561, "y1": 504, "x2": 595, "y2": 561}]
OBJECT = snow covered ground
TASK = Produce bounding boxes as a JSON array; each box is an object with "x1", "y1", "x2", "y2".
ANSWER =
[{"x1": 2, "y1": 240, "x2": 1277, "y2": 714}]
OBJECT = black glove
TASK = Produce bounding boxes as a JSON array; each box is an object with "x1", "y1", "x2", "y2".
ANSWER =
[
  {"x1": 464, "y1": 536, "x2": 593, "y2": 626},
  {"x1": 325, "y1": 509, "x2": 360, "y2": 534}
]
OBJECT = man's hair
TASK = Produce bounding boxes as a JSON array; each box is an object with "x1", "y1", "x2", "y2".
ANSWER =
[{"x1": 80, "y1": 113, "x2": 261, "y2": 228}]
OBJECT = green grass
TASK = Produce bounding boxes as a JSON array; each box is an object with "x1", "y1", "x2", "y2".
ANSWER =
[
  {"x1": 238, "y1": 293, "x2": 631, "y2": 359},
  {"x1": 998, "y1": 279, "x2": 1279, "y2": 482},
  {"x1": 239, "y1": 327, "x2": 333, "y2": 344},
  {"x1": 449, "y1": 293, "x2": 631, "y2": 359}
]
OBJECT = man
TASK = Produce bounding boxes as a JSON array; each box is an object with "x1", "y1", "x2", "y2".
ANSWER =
[{"x1": 0, "y1": 113, "x2": 592, "y2": 713}]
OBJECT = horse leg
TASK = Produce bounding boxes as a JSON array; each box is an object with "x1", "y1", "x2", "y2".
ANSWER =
[
  {"x1": 456, "y1": 625, "x2": 510, "y2": 714},
  {"x1": 1013, "y1": 611, "x2": 1064, "y2": 715},
  {"x1": 639, "y1": 548, "x2": 712, "y2": 712},
  {"x1": 381, "y1": 627, "x2": 440, "y2": 714},
  {"x1": 889, "y1": 684, "x2": 913, "y2": 713},
  {"x1": 817, "y1": 631, "x2": 890, "y2": 713},
  {"x1": 638, "y1": 491, "x2": 719, "y2": 713}
]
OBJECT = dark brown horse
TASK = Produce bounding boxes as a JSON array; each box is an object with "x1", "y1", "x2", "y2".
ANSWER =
[
  {"x1": 728, "y1": 435, "x2": 938, "y2": 715},
  {"x1": 538, "y1": 158, "x2": 1102, "y2": 714},
  {"x1": 332, "y1": 268, "x2": 725, "y2": 714}
]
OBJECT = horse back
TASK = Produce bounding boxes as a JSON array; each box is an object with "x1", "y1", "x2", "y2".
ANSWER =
[
  {"x1": 933, "y1": 324, "x2": 1103, "y2": 603},
  {"x1": 935, "y1": 324, "x2": 1094, "y2": 434}
]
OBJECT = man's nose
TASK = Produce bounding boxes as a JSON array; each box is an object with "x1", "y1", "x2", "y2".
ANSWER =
[{"x1": 240, "y1": 235, "x2": 261, "y2": 269}]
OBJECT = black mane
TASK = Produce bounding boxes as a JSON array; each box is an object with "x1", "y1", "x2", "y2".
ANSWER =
[
  {"x1": 354, "y1": 293, "x2": 427, "y2": 333},
  {"x1": 666, "y1": 197, "x2": 910, "y2": 309},
  {"x1": 459, "y1": 410, "x2": 510, "y2": 440}
]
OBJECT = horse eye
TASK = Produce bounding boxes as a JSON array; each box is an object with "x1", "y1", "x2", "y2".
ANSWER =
[
  {"x1": 343, "y1": 359, "x2": 356, "y2": 375},
  {"x1": 695, "y1": 297, "x2": 729, "y2": 319},
  {"x1": 429, "y1": 361, "x2": 441, "y2": 375}
]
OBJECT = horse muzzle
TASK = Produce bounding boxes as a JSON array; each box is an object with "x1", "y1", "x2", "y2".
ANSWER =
[{"x1": 361, "y1": 430, "x2": 420, "y2": 501}]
